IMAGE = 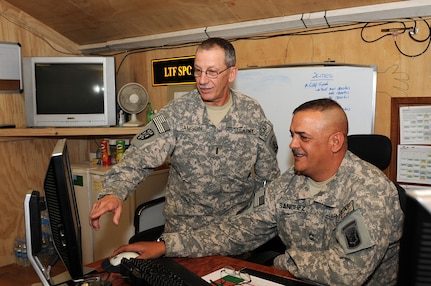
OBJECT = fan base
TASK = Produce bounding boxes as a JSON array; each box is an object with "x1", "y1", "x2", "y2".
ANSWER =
[{"x1": 123, "y1": 121, "x2": 144, "y2": 127}]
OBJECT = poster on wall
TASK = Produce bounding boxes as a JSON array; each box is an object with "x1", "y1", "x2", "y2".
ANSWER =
[
  {"x1": 397, "y1": 145, "x2": 431, "y2": 185},
  {"x1": 399, "y1": 105, "x2": 431, "y2": 145}
]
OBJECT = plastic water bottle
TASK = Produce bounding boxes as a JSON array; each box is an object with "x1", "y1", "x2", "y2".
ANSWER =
[
  {"x1": 14, "y1": 238, "x2": 22, "y2": 266},
  {"x1": 118, "y1": 110, "x2": 125, "y2": 127},
  {"x1": 14, "y1": 238, "x2": 29, "y2": 266},
  {"x1": 21, "y1": 242, "x2": 29, "y2": 267}
]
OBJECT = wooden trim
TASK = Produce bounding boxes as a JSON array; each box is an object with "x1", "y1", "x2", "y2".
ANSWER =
[
  {"x1": 0, "y1": 79, "x2": 20, "y2": 91},
  {"x1": 0, "y1": 127, "x2": 142, "y2": 137}
]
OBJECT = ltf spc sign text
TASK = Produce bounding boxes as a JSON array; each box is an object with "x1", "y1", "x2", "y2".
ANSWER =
[{"x1": 152, "y1": 56, "x2": 195, "y2": 86}]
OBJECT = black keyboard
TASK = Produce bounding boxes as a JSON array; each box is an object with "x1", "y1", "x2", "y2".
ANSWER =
[{"x1": 120, "y1": 257, "x2": 210, "y2": 286}]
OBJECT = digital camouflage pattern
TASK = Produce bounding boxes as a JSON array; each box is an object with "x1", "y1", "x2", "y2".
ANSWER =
[
  {"x1": 164, "y1": 151, "x2": 404, "y2": 286},
  {"x1": 98, "y1": 89, "x2": 280, "y2": 232}
]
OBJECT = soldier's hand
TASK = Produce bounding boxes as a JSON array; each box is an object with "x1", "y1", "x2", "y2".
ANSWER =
[
  {"x1": 89, "y1": 194, "x2": 123, "y2": 230},
  {"x1": 112, "y1": 241, "x2": 166, "y2": 260}
]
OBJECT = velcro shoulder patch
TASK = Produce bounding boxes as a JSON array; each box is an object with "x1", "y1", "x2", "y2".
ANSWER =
[
  {"x1": 336, "y1": 209, "x2": 374, "y2": 254},
  {"x1": 152, "y1": 114, "x2": 170, "y2": 134},
  {"x1": 131, "y1": 114, "x2": 170, "y2": 147},
  {"x1": 259, "y1": 121, "x2": 278, "y2": 154}
]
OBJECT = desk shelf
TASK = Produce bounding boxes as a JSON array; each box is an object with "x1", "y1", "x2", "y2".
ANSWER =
[{"x1": 0, "y1": 127, "x2": 142, "y2": 137}]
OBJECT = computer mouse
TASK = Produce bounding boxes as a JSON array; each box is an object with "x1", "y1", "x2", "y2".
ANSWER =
[{"x1": 109, "y1": 251, "x2": 140, "y2": 266}]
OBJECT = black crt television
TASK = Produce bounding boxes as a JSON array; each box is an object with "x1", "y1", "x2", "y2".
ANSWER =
[
  {"x1": 24, "y1": 138, "x2": 93, "y2": 286},
  {"x1": 398, "y1": 189, "x2": 431, "y2": 285}
]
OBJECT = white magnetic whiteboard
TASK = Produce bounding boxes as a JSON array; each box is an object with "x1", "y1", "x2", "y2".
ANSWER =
[
  {"x1": 232, "y1": 64, "x2": 376, "y2": 173},
  {"x1": 0, "y1": 41, "x2": 22, "y2": 92}
]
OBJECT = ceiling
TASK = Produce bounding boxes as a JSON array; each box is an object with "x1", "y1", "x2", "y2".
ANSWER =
[{"x1": 4, "y1": 0, "x2": 401, "y2": 48}]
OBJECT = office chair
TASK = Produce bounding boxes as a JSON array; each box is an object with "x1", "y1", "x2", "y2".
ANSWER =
[
  {"x1": 129, "y1": 196, "x2": 166, "y2": 244},
  {"x1": 347, "y1": 134, "x2": 392, "y2": 170},
  {"x1": 347, "y1": 134, "x2": 406, "y2": 213}
]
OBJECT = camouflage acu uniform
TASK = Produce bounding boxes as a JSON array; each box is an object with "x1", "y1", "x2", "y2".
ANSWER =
[
  {"x1": 164, "y1": 151, "x2": 404, "y2": 286},
  {"x1": 99, "y1": 89, "x2": 280, "y2": 232}
]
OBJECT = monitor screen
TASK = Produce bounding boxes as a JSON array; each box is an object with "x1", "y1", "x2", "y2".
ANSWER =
[
  {"x1": 398, "y1": 188, "x2": 431, "y2": 285},
  {"x1": 43, "y1": 138, "x2": 83, "y2": 279},
  {"x1": 25, "y1": 139, "x2": 95, "y2": 285}
]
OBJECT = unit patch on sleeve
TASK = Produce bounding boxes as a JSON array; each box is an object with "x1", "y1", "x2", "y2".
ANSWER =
[
  {"x1": 336, "y1": 209, "x2": 374, "y2": 254},
  {"x1": 259, "y1": 121, "x2": 278, "y2": 154},
  {"x1": 131, "y1": 114, "x2": 171, "y2": 147}
]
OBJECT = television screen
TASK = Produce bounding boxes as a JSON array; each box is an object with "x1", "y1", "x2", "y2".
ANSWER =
[
  {"x1": 23, "y1": 57, "x2": 116, "y2": 127},
  {"x1": 35, "y1": 63, "x2": 105, "y2": 114}
]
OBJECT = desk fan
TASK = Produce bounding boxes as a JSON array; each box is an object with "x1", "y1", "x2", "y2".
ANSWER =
[{"x1": 117, "y1": 82, "x2": 149, "y2": 127}]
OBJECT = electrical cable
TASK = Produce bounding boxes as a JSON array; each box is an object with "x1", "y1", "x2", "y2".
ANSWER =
[
  {"x1": 394, "y1": 23, "x2": 431, "y2": 57},
  {"x1": 2, "y1": 6, "x2": 431, "y2": 60}
]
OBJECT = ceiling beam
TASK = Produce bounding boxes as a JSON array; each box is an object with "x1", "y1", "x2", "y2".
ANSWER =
[{"x1": 79, "y1": 0, "x2": 431, "y2": 54}]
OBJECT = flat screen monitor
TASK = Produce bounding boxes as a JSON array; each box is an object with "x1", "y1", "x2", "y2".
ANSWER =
[
  {"x1": 23, "y1": 57, "x2": 116, "y2": 127},
  {"x1": 398, "y1": 188, "x2": 431, "y2": 285},
  {"x1": 24, "y1": 138, "x2": 93, "y2": 285}
]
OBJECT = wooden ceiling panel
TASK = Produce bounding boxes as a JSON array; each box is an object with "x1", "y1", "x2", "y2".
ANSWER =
[{"x1": 3, "y1": 0, "x2": 403, "y2": 46}]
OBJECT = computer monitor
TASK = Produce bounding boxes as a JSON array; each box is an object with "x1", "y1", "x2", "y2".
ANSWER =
[
  {"x1": 397, "y1": 188, "x2": 431, "y2": 285},
  {"x1": 24, "y1": 138, "x2": 93, "y2": 286}
]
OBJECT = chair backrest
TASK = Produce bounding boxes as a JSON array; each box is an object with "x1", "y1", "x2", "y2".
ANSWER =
[
  {"x1": 133, "y1": 196, "x2": 166, "y2": 234},
  {"x1": 347, "y1": 134, "x2": 392, "y2": 171},
  {"x1": 348, "y1": 134, "x2": 408, "y2": 285},
  {"x1": 347, "y1": 134, "x2": 406, "y2": 213}
]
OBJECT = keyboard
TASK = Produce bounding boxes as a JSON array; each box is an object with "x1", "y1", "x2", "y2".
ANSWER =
[{"x1": 120, "y1": 257, "x2": 210, "y2": 286}]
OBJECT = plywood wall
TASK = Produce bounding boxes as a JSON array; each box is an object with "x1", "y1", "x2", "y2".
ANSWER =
[
  {"x1": 0, "y1": 0, "x2": 430, "y2": 266},
  {"x1": 0, "y1": 1, "x2": 82, "y2": 266}
]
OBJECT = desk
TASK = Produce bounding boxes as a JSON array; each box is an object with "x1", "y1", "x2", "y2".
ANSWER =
[
  {"x1": 87, "y1": 255, "x2": 304, "y2": 285},
  {"x1": 0, "y1": 256, "x2": 302, "y2": 285}
]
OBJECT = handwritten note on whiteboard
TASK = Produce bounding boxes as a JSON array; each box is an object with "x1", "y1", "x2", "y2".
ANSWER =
[{"x1": 233, "y1": 65, "x2": 377, "y2": 172}]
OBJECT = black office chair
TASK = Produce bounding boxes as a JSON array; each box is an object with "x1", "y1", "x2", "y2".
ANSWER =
[
  {"x1": 347, "y1": 134, "x2": 392, "y2": 170},
  {"x1": 129, "y1": 196, "x2": 166, "y2": 243},
  {"x1": 347, "y1": 134, "x2": 406, "y2": 213}
]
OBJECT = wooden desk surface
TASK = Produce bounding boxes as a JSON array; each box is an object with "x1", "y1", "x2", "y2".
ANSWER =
[
  {"x1": 174, "y1": 255, "x2": 296, "y2": 280},
  {"x1": 0, "y1": 255, "x2": 301, "y2": 285},
  {"x1": 88, "y1": 255, "x2": 303, "y2": 285}
]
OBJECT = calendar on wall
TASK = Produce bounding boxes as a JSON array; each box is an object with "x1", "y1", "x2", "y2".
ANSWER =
[{"x1": 0, "y1": 41, "x2": 22, "y2": 93}]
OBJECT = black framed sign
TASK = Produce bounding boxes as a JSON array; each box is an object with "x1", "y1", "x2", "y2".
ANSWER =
[{"x1": 152, "y1": 56, "x2": 195, "y2": 86}]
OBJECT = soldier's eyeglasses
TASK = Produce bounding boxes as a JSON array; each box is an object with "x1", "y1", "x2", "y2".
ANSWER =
[{"x1": 194, "y1": 67, "x2": 231, "y2": 79}]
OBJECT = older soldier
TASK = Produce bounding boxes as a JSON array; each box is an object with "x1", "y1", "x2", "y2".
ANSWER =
[
  {"x1": 89, "y1": 37, "x2": 280, "y2": 234},
  {"x1": 116, "y1": 98, "x2": 404, "y2": 286}
]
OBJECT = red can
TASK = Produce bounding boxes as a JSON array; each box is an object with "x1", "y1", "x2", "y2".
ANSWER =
[{"x1": 100, "y1": 140, "x2": 111, "y2": 166}]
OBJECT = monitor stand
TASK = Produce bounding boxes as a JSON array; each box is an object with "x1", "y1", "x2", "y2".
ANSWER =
[
  {"x1": 30, "y1": 266, "x2": 96, "y2": 286},
  {"x1": 24, "y1": 193, "x2": 95, "y2": 286}
]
